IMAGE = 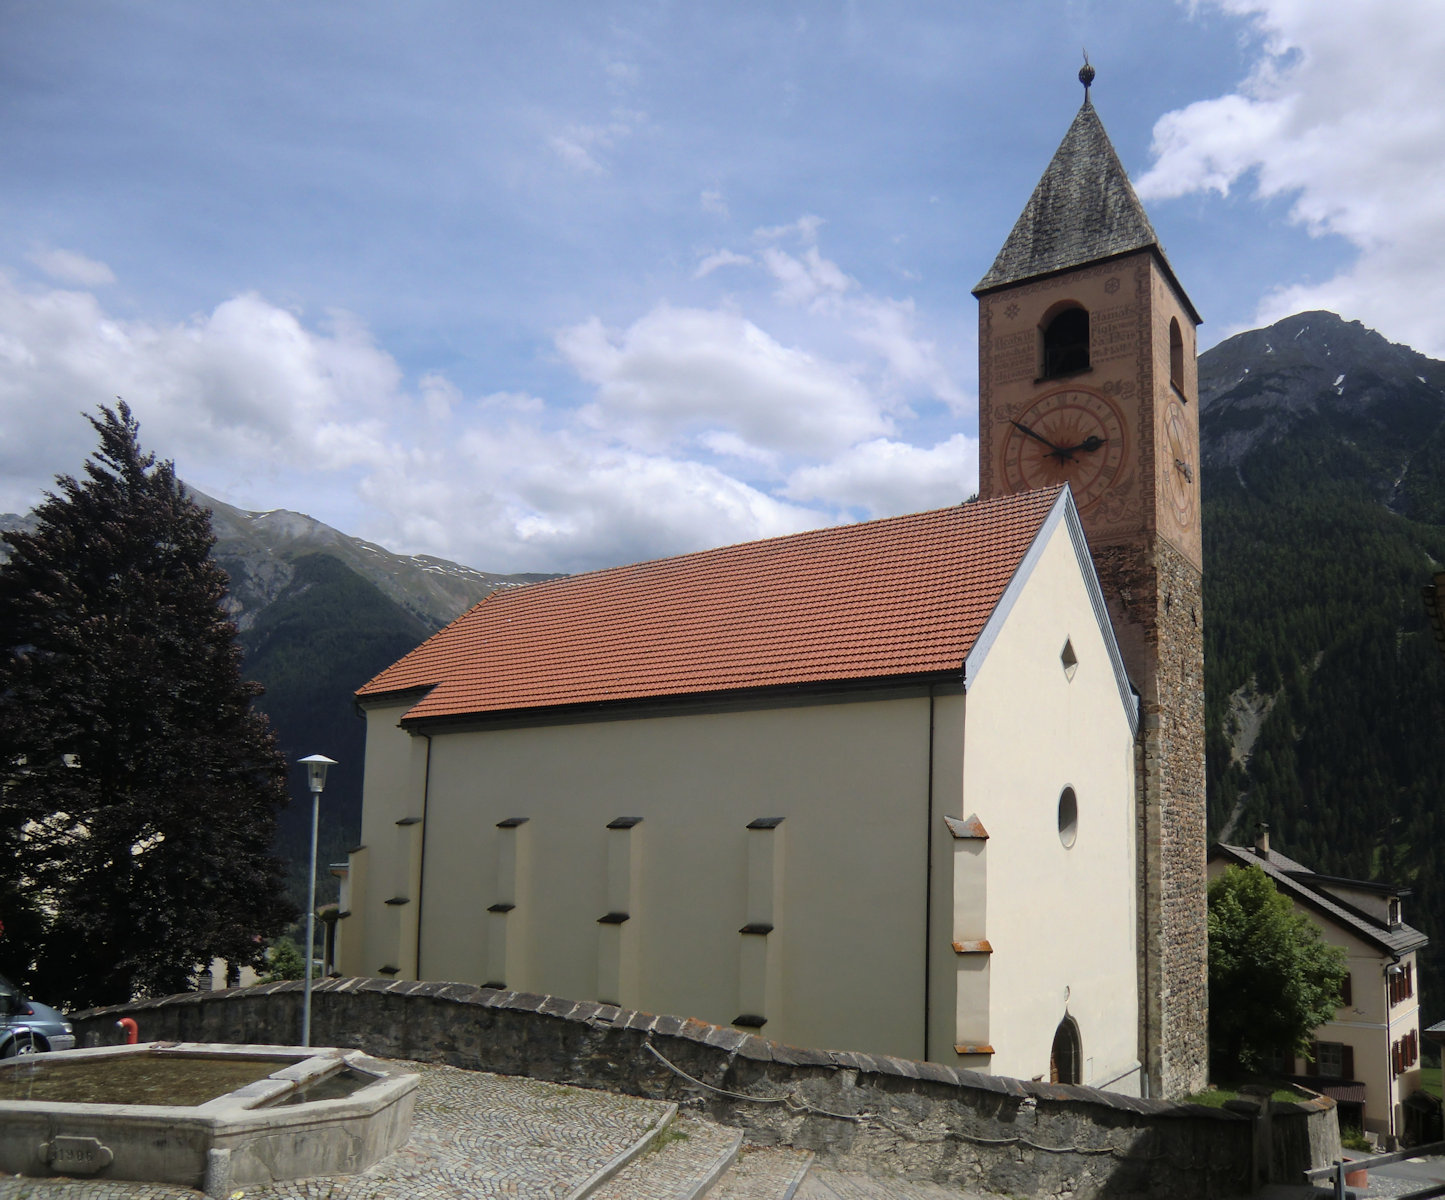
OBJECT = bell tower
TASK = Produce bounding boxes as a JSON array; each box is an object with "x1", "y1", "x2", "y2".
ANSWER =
[{"x1": 973, "y1": 66, "x2": 1207, "y2": 1098}]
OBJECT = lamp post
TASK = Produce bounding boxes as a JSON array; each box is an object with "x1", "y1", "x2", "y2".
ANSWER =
[{"x1": 298, "y1": 754, "x2": 336, "y2": 1047}]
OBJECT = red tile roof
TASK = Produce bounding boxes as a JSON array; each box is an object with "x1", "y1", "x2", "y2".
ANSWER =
[{"x1": 358, "y1": 487, "x2": 1064, "y2": 722}]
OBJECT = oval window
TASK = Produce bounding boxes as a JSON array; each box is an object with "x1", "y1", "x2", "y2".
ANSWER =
[{"x1": 1058, "y1": 787, "x2": 1078, "y2": 848}]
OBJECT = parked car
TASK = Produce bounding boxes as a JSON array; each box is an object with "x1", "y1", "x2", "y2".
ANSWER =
[{"x1": 0, "y1": 973, "x2": 75, "y2": 1056}]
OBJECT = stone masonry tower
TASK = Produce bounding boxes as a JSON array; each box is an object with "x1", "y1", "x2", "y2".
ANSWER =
[{"x1": 973, "y1": 68, "x2": 1208, "y2": 1098}]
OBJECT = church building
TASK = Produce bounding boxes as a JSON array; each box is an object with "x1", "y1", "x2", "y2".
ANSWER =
[{"x1": 339, "y1": 69, "x2": 1207, "y2": 1099}]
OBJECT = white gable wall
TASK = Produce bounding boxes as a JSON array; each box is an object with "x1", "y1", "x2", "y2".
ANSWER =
[{"x1": 959, "y1": 513, "x2": 1141, "y2": 1091}]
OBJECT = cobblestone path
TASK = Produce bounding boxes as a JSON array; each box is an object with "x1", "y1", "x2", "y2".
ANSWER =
[
  {"x1": 588, "y1": 1113, "x2": 740, "y2": 1200},
  {"x1": 0, "y1": 1061, "x2": 673, "y2": 1200},
  {"x1": 797, "y1": 1167, "x2": 987, "y2": 1200},
  {"x1": 0, "y1": 1061, "x2": 1016, "y2": 1200}
]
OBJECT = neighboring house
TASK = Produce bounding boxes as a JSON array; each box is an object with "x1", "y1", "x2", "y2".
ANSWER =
[
  {"x1": 340, "y1": 485, "x2": 1146, "y2": 1092},
  {"x1": 1209, "y1": 835, "x2": 1429, "y2": 1144}
]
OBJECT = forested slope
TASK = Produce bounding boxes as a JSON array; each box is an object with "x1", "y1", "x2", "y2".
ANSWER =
[{"x1": 1200, "y1": 311, "x2": 1445, "y2": 1016}]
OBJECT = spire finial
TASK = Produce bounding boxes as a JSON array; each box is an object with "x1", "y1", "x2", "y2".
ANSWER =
[{"x1": 1079, "y1": 51, "x2": 1095, "y2": 100}]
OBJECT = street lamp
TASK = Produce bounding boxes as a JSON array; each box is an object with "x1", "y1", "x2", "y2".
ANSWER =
[{"x1": 298, "y1": 753, "x2": 336, "y2": 1047}]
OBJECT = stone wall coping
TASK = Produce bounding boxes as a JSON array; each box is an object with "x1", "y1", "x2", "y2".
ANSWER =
[{"x1": 75, "y1": 977, "x2": 1244, "y2": 1123}]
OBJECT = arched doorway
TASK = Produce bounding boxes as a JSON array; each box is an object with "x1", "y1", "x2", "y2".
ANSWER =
[{"x1": 1050, "y1": 1016, "x2": 1082, "y2": 1085}]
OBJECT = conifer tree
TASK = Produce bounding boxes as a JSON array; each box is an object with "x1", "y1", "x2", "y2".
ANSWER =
[{"x1": 0, "y1": 403, "x2": 294, "y2": 1008}]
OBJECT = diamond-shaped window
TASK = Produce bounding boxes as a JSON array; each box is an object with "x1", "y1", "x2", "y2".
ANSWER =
[{"x1": 1060, "y1": 638, "x2": 1078, "y2": 681}]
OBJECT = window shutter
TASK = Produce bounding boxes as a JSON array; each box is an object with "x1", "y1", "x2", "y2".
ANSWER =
[
  {"x1": 1341, "y1": 973, "x2": 1353, "y2": 1007},
  {"x1": 1342, "y1": 1044, "x2": 1355, "y2": 1080},
  {"x1": 1407, "y1": 963, "x2": 1414, "y2": 998}
]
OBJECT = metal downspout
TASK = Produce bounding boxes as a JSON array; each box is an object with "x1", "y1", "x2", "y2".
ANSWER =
[
  {"x1": 1140, "y1": 728, "x2": 1151, "y2": 1100},
  {"x1": 415, "y1": 732, "x2": 433, "y2": 981},
  {"x1": 924, "y1": 689, "x2": 936, "y2": 1063}
]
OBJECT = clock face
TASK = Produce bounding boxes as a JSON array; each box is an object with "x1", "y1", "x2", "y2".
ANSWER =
[
  {"x1": 1000, "y1": 387, "x2": 1128, "y2": 512},
  {"x1": 1162, "y1": 398, "x2": 1196, "y2": 529}
]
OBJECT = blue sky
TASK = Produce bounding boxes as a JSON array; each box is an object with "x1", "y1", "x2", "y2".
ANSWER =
[{"x1": 1, "y1": 1, "x2": 1439, "y2": 572}]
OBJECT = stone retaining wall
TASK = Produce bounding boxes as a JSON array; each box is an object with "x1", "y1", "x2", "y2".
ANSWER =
[{"x1": 72, "y1": 978, "x2": 1334, "y2": 1199}]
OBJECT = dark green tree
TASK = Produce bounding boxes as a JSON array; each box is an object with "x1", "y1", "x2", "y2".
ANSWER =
[
  {"x1": 0, "y1": 403, "x2": 295, "y2": 1008},
  {"x1": 259, "y1": 937, "x2": 306, "y2": 984},
  {"x1": 1208, "y1": 864, "x2": 1348, "y2": 1077}
]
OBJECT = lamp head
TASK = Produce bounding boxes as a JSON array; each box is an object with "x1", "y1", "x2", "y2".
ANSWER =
[{"x1": 298, "y1": 754, "x2": 337, "y2": 794}]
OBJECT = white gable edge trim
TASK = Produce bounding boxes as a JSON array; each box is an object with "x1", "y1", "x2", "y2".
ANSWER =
[{"x1": 963, "y1": 487, "x2": 1138, "y2": 736}]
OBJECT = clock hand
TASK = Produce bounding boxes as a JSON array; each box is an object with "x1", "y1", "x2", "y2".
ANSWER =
[
  {"x1": 1055, "y1": 435, "x2": 1107, "y2": 455},
  {"x1": 1009, "y1": 420, "x2": 1066, "y2": 455},
  {"x1": 1175, "y1": 457, "x2": 1194, "y2": 483}
]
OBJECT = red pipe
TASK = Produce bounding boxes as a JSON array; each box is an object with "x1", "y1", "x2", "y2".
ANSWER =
[{"x1": 116, "y1": 1017, "x2": 138, "y2": 1045}]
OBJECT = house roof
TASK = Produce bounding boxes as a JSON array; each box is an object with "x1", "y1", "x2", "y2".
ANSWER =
[
  {"x1": 1211, "y1": 843, "x2": 1429, "y2": 957},
  {"x1": 358, "y1": 487, "x2": 1107, "y2": 725},
  {"x1": 973, "y1": 99, "x2": 1199, "y2": 323}
]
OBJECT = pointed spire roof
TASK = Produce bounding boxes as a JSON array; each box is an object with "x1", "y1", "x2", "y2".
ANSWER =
[{"x1": 974, "y1": 97, "x2": 1193, "y2": 318}]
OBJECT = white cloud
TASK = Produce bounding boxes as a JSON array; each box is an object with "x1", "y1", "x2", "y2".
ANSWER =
[
  {"x1": 700, "y1": 189, "x2": 729, "y2": 218},
  {"x1": 732, "y1": 224, "x2": 967, "y2": 409},
  {"x1": 851, "y1": 295, "x2": 968, "y2": 410},
  {"x1": 1138, "y1": 0, "x2": 1445, "y2": 354},
  {"x1": 556, "y1": 303, "x2": 891, "y2": 456},
  {"x1": 548, "y1": 111, "x2": 642, "y2": 174},
  {"x1": 761, "y1": 244, "x2": 852, "y2": 310},
  {"x1": 0, "y1": 249, "x2": 976, "y2": 576},
  {"x1": 27, "y1": 248, "x2": 116, "y2": 288},
  {"x1": 0, "y1": 275, "x2": 405, "y2": 518},
  {"x1": 357, "y1": 424, "x2": 823, "y2": 574},
  {"x1": 754, "y1": 214, "x2": 825, "y2": 243},
  {"x1": 783, "y1": 434, "x2": 977, "y2": 516},
  {"x1": 694, "y1": 248, "x2": 752, "y2": 278},
  {"x1": 605, "y1": 60, "x2": 638, "y2": 87}
]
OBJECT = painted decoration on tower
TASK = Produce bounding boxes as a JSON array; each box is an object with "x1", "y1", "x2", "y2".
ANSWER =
[{"x1": 1000, "y1": 386, "x2": 1127, "y2": 513}]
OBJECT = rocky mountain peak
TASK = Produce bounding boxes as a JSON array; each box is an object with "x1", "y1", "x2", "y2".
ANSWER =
[
  {"x1": 189, "y1": 487, "x2": 554, "y2": 631},
  {"x1": 1199, "y1": 310, "x2": 1445, "y2": 472}
]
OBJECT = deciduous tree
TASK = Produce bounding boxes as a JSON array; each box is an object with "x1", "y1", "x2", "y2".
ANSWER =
[
  {"x1": 0, "y1": 403, "x2": 294, "y2": 1008},
  {"x1": 1208, "y1": 863, "x2": 1348, "y2": 1077}
]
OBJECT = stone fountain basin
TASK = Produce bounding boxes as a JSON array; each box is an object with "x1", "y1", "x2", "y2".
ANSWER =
[{"x1": 0, "y1": 1041, "x2": 417, "y2": 1197}]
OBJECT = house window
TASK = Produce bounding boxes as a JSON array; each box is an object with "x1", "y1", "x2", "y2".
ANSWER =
[
  {"x1": 1041, "y1": 306, "x2": 1090, "y2": 378},
  {"x1": 1058, "y1": 787, "x2": 1078, "y2": 849},
  {"x1": 1389, "y1": 962, "x2": 1414, "y2": 1006},
  {"x1": 1311, "y1": 1041, "x2": 1354, "y2": 1079},
  {"x1": 1389, "y1": 897, "x2": 1402, "y2": 927},
  {"x1": 1261, "y1": 1045, "x2": 1293, "y2": 1075},
  {"x1": 1389, "y1": 1031, "x2": 1420, "y2": 1076},
  {"x1": 1393, "y1": 1033, "x2": 1417, "y2": 1075}
]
